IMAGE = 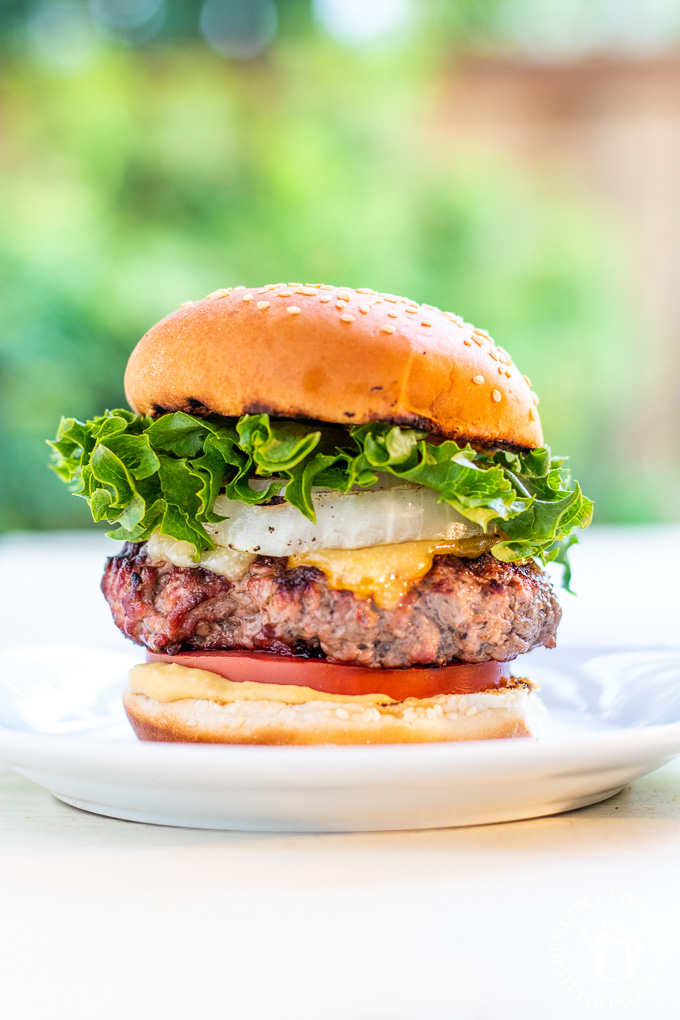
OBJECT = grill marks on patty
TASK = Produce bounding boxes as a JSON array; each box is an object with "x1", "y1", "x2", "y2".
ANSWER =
[{"x1": 101, "y1": 543, "x2": 561, "y2": 668}]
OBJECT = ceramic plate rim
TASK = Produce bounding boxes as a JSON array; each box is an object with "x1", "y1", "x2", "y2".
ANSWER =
[
  {"x1": 2, "y1": 646, "x2": 680, "y2": 789},
  {"x1": 3, "y1": 709, "x2": 680, "y2": 790}
]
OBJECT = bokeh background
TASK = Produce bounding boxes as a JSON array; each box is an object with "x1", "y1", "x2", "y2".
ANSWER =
[{"x1": 2, "y1": 0, "x2": 680, "y2": 533}]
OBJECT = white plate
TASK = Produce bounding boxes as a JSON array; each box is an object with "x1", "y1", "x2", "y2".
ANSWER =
[{"x1": 1, "y1": 645, "x2": 679, "y2": 831}]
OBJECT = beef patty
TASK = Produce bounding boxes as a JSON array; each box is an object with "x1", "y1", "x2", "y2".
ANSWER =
[{"x1": 101, "y1": 542, "x2": 561, "y2": 668}]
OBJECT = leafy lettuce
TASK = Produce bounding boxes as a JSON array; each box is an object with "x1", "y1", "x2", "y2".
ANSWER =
[{"x1": 48, "y1": 410, "x2": 593, "y2": 589}]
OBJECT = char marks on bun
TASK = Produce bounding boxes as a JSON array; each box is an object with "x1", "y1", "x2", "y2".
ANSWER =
[{"x1": 124, "y1": 283, "x2": 543, "y2": 450}]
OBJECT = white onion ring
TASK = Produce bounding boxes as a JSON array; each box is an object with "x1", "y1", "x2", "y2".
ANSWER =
[{"x1": 207, "y1": 484, "x2": 482, "y2": 557}]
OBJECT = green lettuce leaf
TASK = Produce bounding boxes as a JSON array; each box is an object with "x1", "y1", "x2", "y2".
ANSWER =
[{"x1": 47, "y1": 410, "x2": 593, "y2": 587}]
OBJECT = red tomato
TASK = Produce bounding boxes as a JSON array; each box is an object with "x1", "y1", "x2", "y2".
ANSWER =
[{"x1": 145, "y1": 649, "x2": 511, "y2": 701}]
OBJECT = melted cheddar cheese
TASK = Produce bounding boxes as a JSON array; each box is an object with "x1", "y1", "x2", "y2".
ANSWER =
[{"x1": 289, "y1": 535, "x2": 496, "y2": 609}]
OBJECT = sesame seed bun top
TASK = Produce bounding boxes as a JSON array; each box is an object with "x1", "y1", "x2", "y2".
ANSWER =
[{"x1": 124, "y1": 283, "x2": 543, "y2": 449}]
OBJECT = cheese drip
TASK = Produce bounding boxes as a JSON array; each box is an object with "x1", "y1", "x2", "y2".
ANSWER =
[{"x1": 289, "y1": 535, "x2": 496, "y2": 609}]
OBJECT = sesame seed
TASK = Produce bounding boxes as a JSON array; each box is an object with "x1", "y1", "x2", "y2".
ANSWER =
[
  {"x1": 296, "y1": 287, "x2": 317, "y2": 295},
  {"x1": 180, "y1": 301, "x2": 194, "y2": 308},
  {"x1": 243, "y1": 294, "x2": 252, "y2": 302},
  {"x1": 492, "y1": 389, "x2": 502, "y2": 402},
  {"x1": 529, "y1": 407, "x2": 537, "y2": 420},
  {"x1": 423, "y1": 303, "x2": 436, "y2": 311},
  {"x1": 257, "y1": 301, "x2": 270, "y2": 310},
  {"x1": 523, "y1": 375, "x2": 532, "y2": 387},
  {"x1": 233, "y1": 285, "x2": 245, "y2": 291},
  {"x1": 286, "y1": 306, "x2": 301, "y2": 315},
  {"x1": 319, "y1": 284, "x2": 335, "y2": 290},
  {"x1": 335, "y1": 302, "x2": 345, "y2": 310},
  {"x1": 319, "y1": 296, "x2": 332, "y2": 303},
  {"x1": 498, "y1": 366, "x2": 504, "y2": 374},
  {"x1": 504, "y1": 369, "x2": 512, "y2": 378},
  {"x1": 340, "y1": 313, "x2": 355, "y2": 323},
  {"x1": 463, "y1": 338, "x2": 472, "y2": 346},
  {"x1": 472, "y1": 336, "x2": 484, "y2": 346},
  {"x1": 387, "y1": 311, "x2": 399, "y2": 318},
  {"x1": 205, "y1": 288, "x2": 231, "y2": 299},
  {"x1": 355, "y1": 288, "x2": 375, "y2": 294},
  {"x1": 288, "y1": 282, "x2": 303, "y2": 288},
  {"x1": 532, "y1": 392, "x2": 540, "y2": 405},
  {"x1": 384, "y1": 296, "x2": 398, "y2": 303},
  {"x1": 381, "y1": 324, "x2": 396, "y2": 334},
  {"x1": 337, "y1": 292, "x2": 350, "y2": 301},
  {"x1": 421, "y1": 320, "x2": 432, "y2": 327},
  {"x1": 278, "y1": 289, "x2": 293, "y2": 297},
  {"x1": 359, "y1": 303, "x2": 370, "y2": 314},
  {"x1": 472, "y1": 375, "x2": 485, "y2": 385},
  {"x1": 304, "y1": 283, "x2": 321, "y2": 288},
  {"x1": 404, "y1": 307, "x2": 417, "y2": 314}
]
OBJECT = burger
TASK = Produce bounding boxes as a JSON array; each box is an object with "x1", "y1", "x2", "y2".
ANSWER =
[{"x1": 49, "y1": 282, "x2": 592, "y2": 744}]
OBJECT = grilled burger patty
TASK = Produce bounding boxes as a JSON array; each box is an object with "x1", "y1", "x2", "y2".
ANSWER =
[{"x1": 101, "y1": 543, "x2": 561, "y2": 668}]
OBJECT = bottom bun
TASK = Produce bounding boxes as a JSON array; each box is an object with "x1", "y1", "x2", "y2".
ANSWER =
[{"x1": 123, "y1": 680, "x2": 545, "y2": 745}]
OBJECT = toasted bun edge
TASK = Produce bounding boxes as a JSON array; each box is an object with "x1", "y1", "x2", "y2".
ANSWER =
[
  {"x1": 123, "y1": 684, "x2": 545, "y2": 745},
  {"x1": 124, "y1": 283, "x2": 543, "y2": 449}
]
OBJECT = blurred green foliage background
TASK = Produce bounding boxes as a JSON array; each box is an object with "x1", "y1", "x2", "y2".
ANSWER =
[{"x1": 1, "y1": 0, "x2": 677, "y2": 532}]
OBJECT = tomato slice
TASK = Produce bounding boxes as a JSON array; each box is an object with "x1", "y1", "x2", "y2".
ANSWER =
[{"x1": 145, "y1": 649, "x2": 512, "y2": 701}]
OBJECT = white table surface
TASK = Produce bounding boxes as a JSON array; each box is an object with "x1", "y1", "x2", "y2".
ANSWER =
[{"x1": 1, "y1": 526, "x2": 679, "y2": 1019}]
